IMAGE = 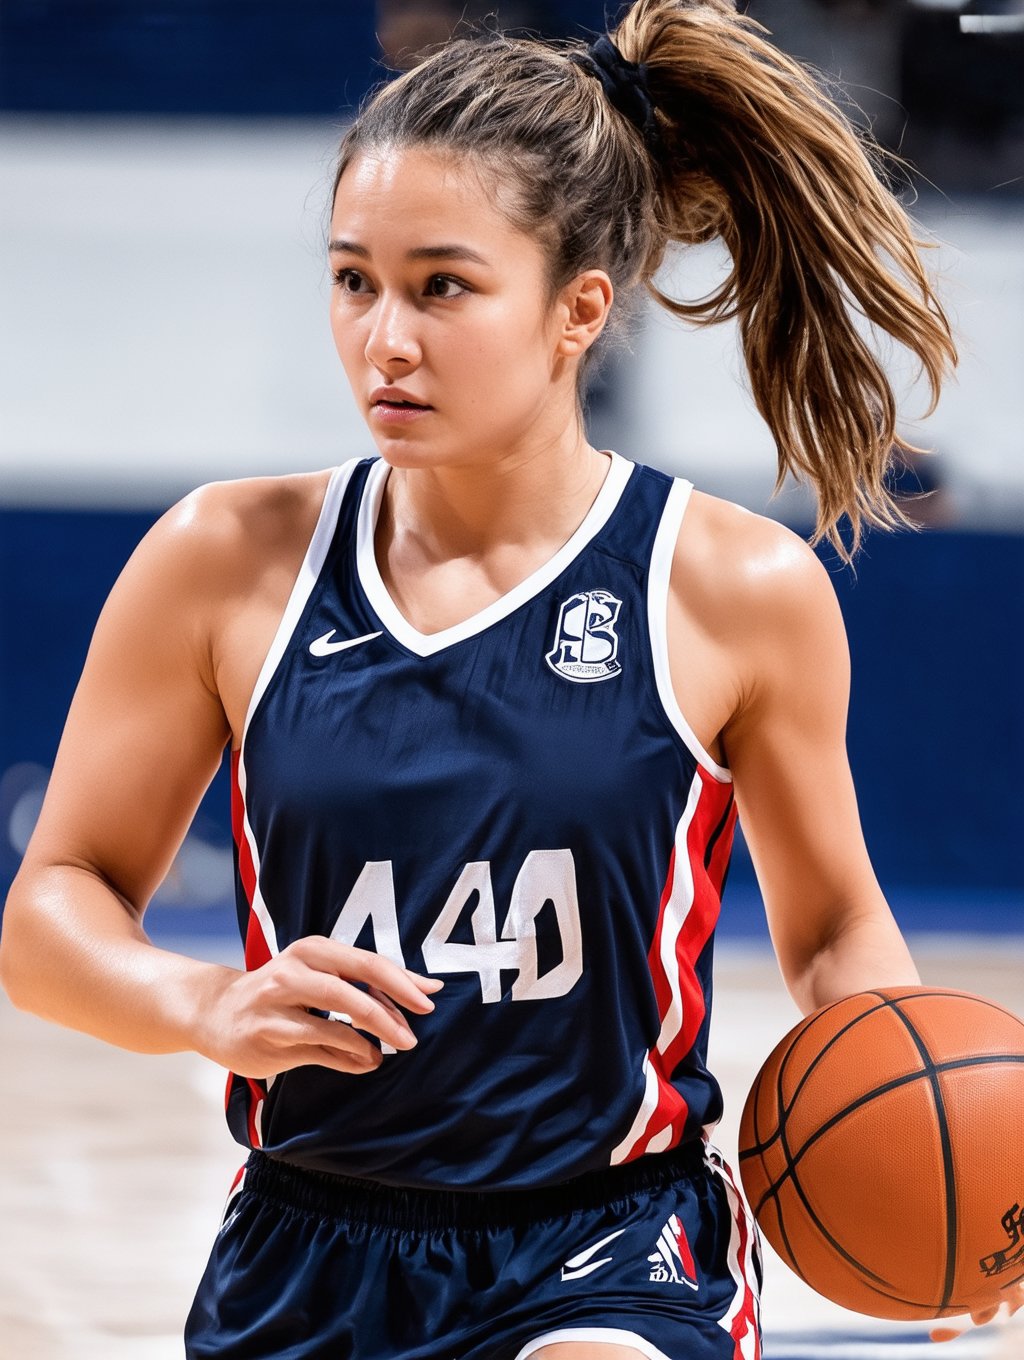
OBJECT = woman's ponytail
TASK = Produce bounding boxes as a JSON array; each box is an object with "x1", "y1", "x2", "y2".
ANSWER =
[
  {"x1": 614, "y1": 0, "x2": 957, "y2": 560},
  {"x1": 335, "y1": 0, "x2": 955, "y2": 560}
]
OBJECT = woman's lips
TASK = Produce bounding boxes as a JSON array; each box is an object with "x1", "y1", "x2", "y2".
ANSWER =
[{"x1": 371, "y1": 401, "x2": 433, "y2": 424}]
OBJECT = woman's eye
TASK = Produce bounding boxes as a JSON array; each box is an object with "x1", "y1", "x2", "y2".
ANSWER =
[
  {"x1": 333, "y1": 268, "x2": 367, "y2": 294},
  {"x1": 427, "y1": 275, "x2": 468, "y2": 299}
]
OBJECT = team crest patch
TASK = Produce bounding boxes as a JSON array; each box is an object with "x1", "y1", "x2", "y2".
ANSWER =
[{"x1": 546, "y1": 589, "x2": 623, "y2": 683}]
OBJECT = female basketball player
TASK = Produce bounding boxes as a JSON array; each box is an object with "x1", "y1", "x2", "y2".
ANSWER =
[{"x1": 2, "y1": 1, "x2": 1019, "y2": 1355}]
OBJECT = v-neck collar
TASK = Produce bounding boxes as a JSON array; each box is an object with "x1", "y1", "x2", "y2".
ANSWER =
[{"x1": 355, "y1": 450, "x2": 634, "y2": 658}]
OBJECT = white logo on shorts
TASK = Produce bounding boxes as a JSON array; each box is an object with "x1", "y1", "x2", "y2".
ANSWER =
[
  {"x1": 560, "y1": 1227, "x2": 627, "y2": 1281},
  {"x1": 546, "y1": 590, "x2": 623, "y2": 683}
]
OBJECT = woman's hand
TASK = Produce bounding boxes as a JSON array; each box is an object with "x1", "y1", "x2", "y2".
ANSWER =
[
  {"x1": 930, "y1": 1283, "x2": 1024, "y2": 1342},
  {"x1": 196, "y1": 938, "x2": 444, "y2": 1078}
]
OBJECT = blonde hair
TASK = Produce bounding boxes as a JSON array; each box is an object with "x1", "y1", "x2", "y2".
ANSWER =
[{"x1": 333, "y1": 0, "x2": 957, "y2": 562}]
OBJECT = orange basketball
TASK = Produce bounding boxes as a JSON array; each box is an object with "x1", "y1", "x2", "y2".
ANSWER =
[{"x1": 738, "y1": 987, "x2": 1024, "y2": 1320}]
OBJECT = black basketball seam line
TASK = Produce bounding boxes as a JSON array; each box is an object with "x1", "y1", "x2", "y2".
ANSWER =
[
  {"x1": 754, "y1": 993, "x2": 957, "y2": 1296},
  {"x1": 770, "y1": 1000, "x2": 887, "y2": 1291},
  {"x1": 742, "y1": 995, "x2": 900, "y2": 1163},
  {"x1": 749, "y1": 1049, "x2": 1024, "y2": 1309},
  {"x1": 744, "y1": 989, "x2": 1003, "y2": 1162},
  {"x1": 771, "y1": 1011, "x2": 819, "y2": 1284},
  {"x1": 775, "y1": 1028, "x2": 898, "y2": 1293},
  {"x1": 882, "y1": 996, "x2": 959, "y2": 1313},
  {"x1": 772, "y1": 990, "x2": 1006, "y2": 1147},
  {"x1": 750, "y1": 1052, "x2": 1024, "y2": 1215},
  {"x1": 775, "y1": 1126, "x2": 897, "y2": 1291},
  {"x1": 750, "y1": 989, "x2": 980, "y2": 1164},
  {"x1": 742, "y1": 992, "x2": 1024, "y2": 1314},
  {"x1": 739, "y1": 1044, "x2": 1022, "y2": 1164},
  {"x1": 750, "y1": 1061, "x2": 766, "y2": 1171},
  {"x1": 768, "y1": 1182, "x2": 801, "y2": 1278}
]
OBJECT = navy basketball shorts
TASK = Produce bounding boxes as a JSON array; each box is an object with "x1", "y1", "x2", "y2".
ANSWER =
[{"x1": 184, "y1": 1141, "x2": 762, "y2": 1360}]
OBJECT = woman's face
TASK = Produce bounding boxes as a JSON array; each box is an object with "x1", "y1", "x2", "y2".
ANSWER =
[{"x1": 329, "y1": 145, "x2": 586, "y2": 471}]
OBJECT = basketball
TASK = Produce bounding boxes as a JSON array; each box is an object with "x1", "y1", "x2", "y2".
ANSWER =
[{"x1": 738, "y1": 987, "x2": 1024, "y2": 1321}]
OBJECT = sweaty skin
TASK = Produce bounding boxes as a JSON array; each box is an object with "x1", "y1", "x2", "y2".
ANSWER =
[
  {"x1": 3, "y1": 141, "x2": 1016, "y2": 1349},
  {"x1": 5, "y1": 140, "x2": 1017, "y2": 1349},
  {"x1": 0, "y1": 143, "x2": 918, "y2": 1078}
]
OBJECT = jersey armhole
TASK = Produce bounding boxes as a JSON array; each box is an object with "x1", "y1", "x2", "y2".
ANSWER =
[
  {"x1": 647, "y1": 478, "x2": 733, "y2": 785},
  {"x1": 239, "y1": 457, "x2": 363, "y2": 743}
]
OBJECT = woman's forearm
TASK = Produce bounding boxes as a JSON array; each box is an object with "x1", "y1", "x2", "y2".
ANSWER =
[
  {"x1": 0, "y1": 862, "x2": 237, "y2": 1056},
  {"x1": 787, "y1": 902, "x2": 921, "y2": 1016}
]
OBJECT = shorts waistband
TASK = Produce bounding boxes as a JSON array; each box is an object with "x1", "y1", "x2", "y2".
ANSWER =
[{"x1": 243, "y1": 1140, "x2": 708, "y2": 1232}]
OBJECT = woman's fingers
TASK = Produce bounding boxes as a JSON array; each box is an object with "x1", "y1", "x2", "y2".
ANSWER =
[
  {"x1": 201, "y1": 939, "x2": 444, "y2": 1078},
  {"x1": 304, "y1": 975, "x2": 418, "y2": 1050},
  {"x1": 293, "y1": 937, "x2": 444, "y2": 1014},
  {"x1": 930, "y1": 1291, "x2": 1024, "y2": 1344},
  {"x1": 289, "y1": 1042, "x2": 383, "y2": 1075}
]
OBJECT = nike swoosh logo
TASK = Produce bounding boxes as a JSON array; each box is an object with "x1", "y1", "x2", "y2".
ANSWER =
[
  {"x1": 560, "y1": 1227, "x2": 626, "y2": 1281},
  {"x1": 309, "y1": 630, "x2": 383, "y2": 657}
]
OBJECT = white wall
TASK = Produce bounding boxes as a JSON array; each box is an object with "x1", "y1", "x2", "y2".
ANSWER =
[{"x1": 1, "y1": 116, "x2": 1021, "y2": 525}]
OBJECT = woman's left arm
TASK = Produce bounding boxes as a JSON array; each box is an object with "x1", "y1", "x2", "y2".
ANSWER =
[
  {"x1": 714, "y1": 518, "x2": 920, "y2": 1011},
  {"x1": 695, "y1": 510, "x2": 1022, "y2": 1339}
]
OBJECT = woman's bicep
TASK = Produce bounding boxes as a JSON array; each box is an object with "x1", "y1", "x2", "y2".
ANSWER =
[
  {"x1": 20, "y1": 502, "x2": 232, "y2": 914},
  {"x1": 721, "y1": 534, "x2": 888, "y2": 981}
]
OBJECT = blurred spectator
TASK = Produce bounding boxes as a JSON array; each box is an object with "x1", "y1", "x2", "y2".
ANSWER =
[
  {"x1": 886, "y1": 446, "x2": 955, "y2": 527},
  {"x1": 375, "y1": 1, "x2": 606, "y2": 69},
  {"x1": 746, "y1": 0, "x2": 904, "y2": 147}
]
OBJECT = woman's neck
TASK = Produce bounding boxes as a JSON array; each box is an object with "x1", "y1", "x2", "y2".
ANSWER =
[{"x1": 378, "y1": 433, "x2": 612, "y2": 567}]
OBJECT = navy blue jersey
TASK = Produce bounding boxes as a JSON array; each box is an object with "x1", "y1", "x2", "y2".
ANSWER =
[{"x1": 226, "y1": 450, "x2": 738, "y2": 1189}]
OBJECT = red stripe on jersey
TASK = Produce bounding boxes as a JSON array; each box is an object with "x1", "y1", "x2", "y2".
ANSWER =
[
  {"x1": 661, "y1": 771, "x2": 731, "y2": 1074},
  {"x1": 729, "y1": 1189, "x2": 759, "y2": 1357},
  {"x1": 621, "y1": 768, "x2": 734, "y2": 1161},
  {"x1": 229, "y1": 750, "x2": 272, "y2": 1148},
  {"x1": 622, "y1": 843, "x2": 687, "y2": 1161},
  {"x1": 230, "y1": 749, "x2": 257, "y2": 906},
  {"x1": 714, "y1": 1154, "x2": 761, "y2": 1359},
  {"x1": 628, "y1": 1071, "x2": 687, "y2": 1162},
  {"x1": 645, "y1": 843, "x2": 679, "y2": 1022},
  {"x1": 230, "y1": 750, "x2": 273, "y2": 971}
]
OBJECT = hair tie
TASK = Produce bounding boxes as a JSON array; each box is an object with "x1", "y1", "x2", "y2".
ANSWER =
[{"x1": 568, "y1": 34, "x2": 664, "y2": 157}]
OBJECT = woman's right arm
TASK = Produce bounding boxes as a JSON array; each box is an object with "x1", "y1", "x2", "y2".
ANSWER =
[{"x1": 0, "y1": 483, "x2": 440, "y2": 1076}]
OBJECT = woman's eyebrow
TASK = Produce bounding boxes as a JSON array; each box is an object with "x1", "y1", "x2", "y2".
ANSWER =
[
  {"x1": 409, "y1": 245, "x2": 492, "y2": 266},
  {"x1": 328, "y1": 239, "x2": 492, "y2": 267}
]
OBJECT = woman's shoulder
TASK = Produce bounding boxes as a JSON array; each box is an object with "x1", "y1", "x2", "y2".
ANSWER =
[
  {"x1": 130, "y1": 468, "x2": 334, "y2": 595},
  {"x1": 98, "y1": 469, "x2": 336, "y2": 664},
  {"x1": 162, "y1": 468, "x2": 333, "y2": 560},
  {"x1": 674, "y1": 485, "x2": 841, "y2": 642}
]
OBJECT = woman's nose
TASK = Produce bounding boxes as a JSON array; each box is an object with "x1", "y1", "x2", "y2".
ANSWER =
[{"x1": 363, "y1": 297, "x2": 421, "y2": 371}]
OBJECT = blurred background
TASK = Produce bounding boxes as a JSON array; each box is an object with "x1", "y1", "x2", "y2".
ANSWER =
[
  {"x1": 1, "y1": 0, "x2": 1021, "y2": 943},
  {"x1": 0, "y1": 4, "x2": 1022, "y2": 1357}
]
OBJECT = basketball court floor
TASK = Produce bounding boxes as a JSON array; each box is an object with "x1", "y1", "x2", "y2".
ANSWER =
[{"x1": 2, "y1": 934, "x2": 1021, "y2": 1360}]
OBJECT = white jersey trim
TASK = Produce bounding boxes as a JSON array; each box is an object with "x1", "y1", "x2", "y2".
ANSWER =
[
  {"x1": 240, "y1": 458, "x2": 362, "y2": 743},
  {"x1": 355, "y1": 449, "x2": 634, "y2": 658},
  {"x1": 232, "y1": 459, "x2": 362, "y2": 981},
  {"x1": 709, "y1": 1148, "x2": 763, "y2": 1358},
  {"x1": 648, "y1": 477, "x2": 733, "y2": 784},
  {"x1": 609, "y1": 765, "x2": 703, "y2": 1165},
  {"x1": 513, "y1": 1328, "x2": 674, "y2": 1360}
]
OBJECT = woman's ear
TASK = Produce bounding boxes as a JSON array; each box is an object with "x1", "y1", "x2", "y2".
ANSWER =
[{"x1": 555, "y1": 270, "x2": 614, "y2": 359}]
